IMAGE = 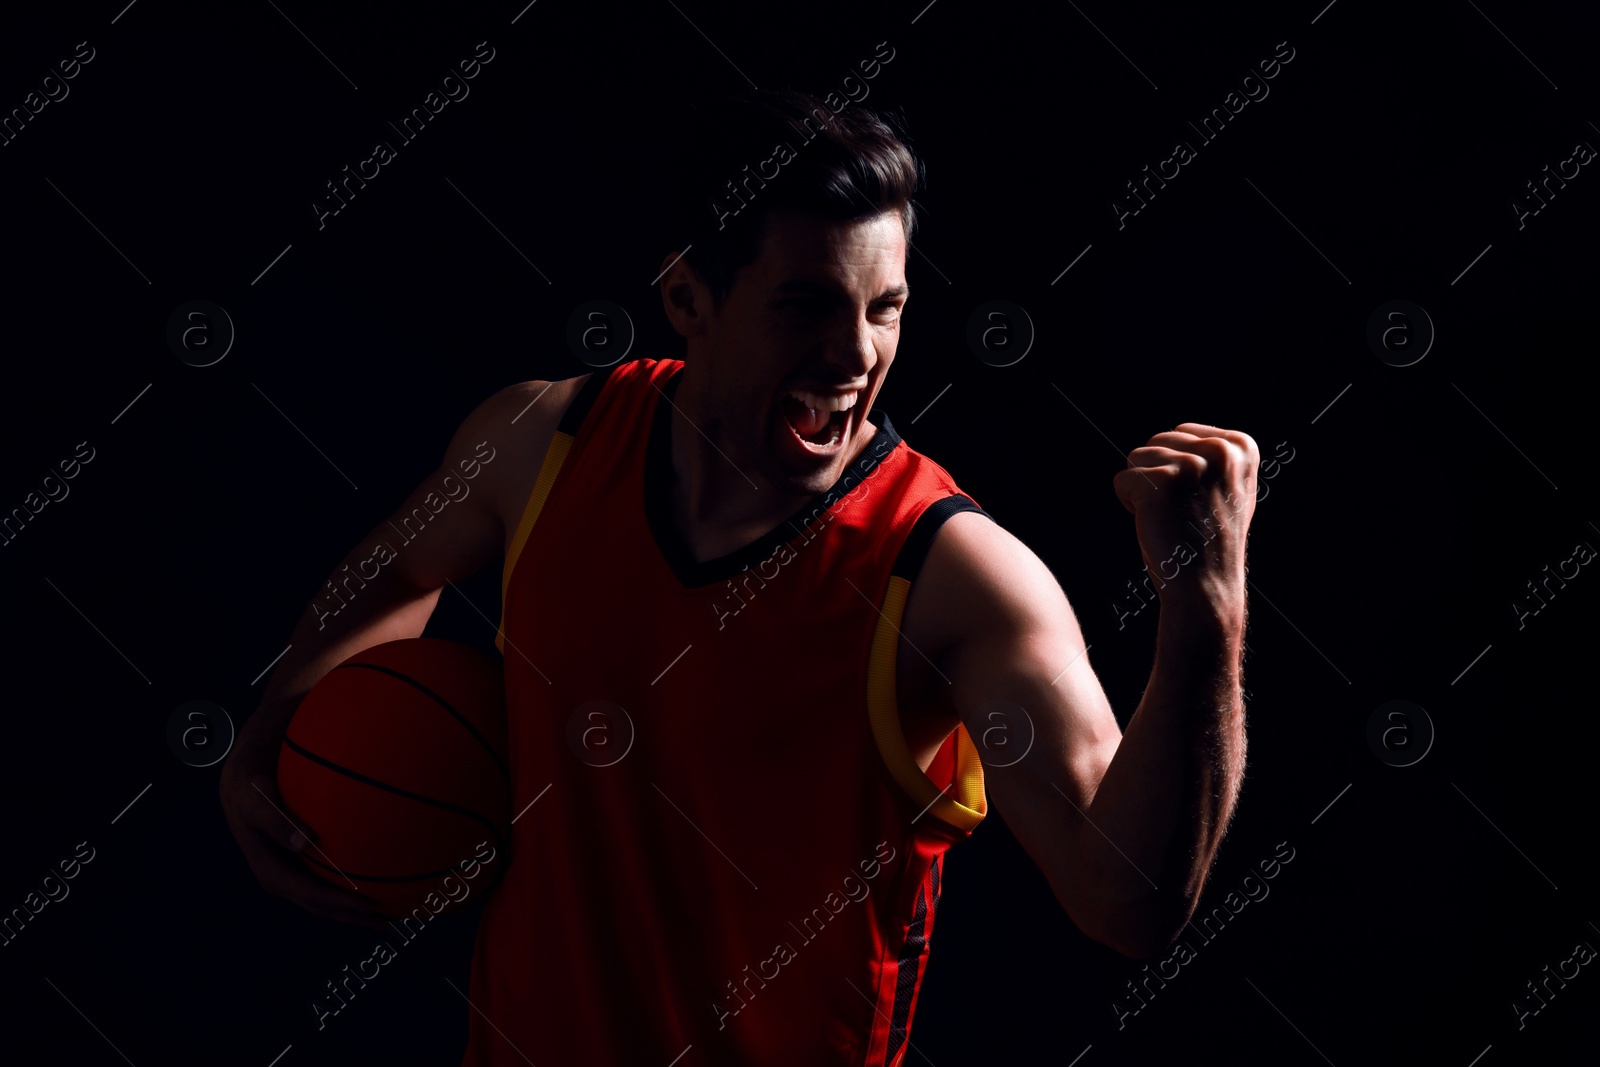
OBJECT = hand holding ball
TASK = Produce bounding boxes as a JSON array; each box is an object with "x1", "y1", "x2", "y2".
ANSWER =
[{"x1": 276, "y1": 638, "x2": 511, "y2": 917}]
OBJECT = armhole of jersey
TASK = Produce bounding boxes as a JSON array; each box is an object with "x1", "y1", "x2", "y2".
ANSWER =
[
  {"x1": 866, "y1": 494, "x2": 992, "y2": 832},
  {"x1": 494, "y1": 368, "x2": 614, "y2": 654}
]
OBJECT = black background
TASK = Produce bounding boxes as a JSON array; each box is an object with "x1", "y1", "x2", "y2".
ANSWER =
[{"x1": 1, "y1": 1, "x2": 1596, "y2": 1063}]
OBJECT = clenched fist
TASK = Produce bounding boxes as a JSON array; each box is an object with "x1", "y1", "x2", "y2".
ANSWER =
[{"x1": 1112, "y1": 422, "x2": 1259, "y2": 615}]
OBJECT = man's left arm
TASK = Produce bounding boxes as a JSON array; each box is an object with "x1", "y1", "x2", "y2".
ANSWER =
[{"x1": 920, "y1": 423, "x2": 1257, "y2": 958}]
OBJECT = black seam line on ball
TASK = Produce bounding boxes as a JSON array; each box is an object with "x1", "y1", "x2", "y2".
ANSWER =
[
  {"x1": 332, "y1": 660, "x2": 511, "y2": 782},
  {"x1": 280, "y1": 733, "x2": 506, "y2": 852}
]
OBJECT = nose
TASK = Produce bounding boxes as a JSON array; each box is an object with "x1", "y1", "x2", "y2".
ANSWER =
[{"x1": 823, "y1": 308, "x2": 882, "y2": 384}]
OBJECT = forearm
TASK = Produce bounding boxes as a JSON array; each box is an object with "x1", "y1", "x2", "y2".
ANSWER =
[
  {"x1": 1072, "y1": 591, "x2": 1247, "y2": 953},
  {"x1": 234, "y1": 535, "x2": 444, "y2": 762}
]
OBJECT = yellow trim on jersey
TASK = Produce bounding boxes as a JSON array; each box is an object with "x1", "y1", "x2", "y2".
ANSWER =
[
  {"x1": 867, "y1": 574, "x2": 987, "y2": 831},
  {"x1": 495, "y1": 430, "x2": 574, "y2": 654}
]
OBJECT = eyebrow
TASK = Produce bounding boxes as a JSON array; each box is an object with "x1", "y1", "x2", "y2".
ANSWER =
[{"x1": 773, "y1": 279, "x2": 910, "y2": 302}]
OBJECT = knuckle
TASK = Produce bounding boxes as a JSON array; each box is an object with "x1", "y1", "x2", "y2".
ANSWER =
[{"x1": 1219, "y1": 430, "x2": 1257, "y2": 467}]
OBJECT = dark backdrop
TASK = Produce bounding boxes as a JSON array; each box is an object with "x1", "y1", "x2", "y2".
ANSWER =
[{"x1": 1, "y1": 1, "x2": 1595, "y2": 1063}]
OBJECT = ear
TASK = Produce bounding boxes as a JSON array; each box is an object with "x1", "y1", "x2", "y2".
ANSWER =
[{"x1": 659, "y1": 252, "x2": 713, "y2": 339}]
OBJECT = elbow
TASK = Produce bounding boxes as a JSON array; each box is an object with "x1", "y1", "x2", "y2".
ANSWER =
[
  {"x1": 1095, "y1": 925, "x2": 1180, "y2": 961},
  {"x1": 1071, "y1": 895, "x2": 1195, "y2": 960}
]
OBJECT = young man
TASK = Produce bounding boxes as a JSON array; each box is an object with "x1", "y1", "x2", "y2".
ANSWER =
[{"x1": 222, "y1": 89, "x2": 1258, "y2": 1065}]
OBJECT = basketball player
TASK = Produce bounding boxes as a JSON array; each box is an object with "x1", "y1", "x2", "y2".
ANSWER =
[{"x1": 222, "y1": 89, "x2": 1257, "y2": 1065}]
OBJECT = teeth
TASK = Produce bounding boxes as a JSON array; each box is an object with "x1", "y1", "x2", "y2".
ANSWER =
[{"x1": 788, "y1": 389, "x2": 859, "y2": 413}]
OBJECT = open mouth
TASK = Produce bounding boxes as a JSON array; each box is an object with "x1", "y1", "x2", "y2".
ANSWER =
[{"x1": 778, "y1": 388, "x2": 858, "y2": 452}]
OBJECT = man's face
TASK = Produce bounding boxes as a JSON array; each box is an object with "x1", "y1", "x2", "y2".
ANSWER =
[{"x1": 695, "y1": 209, "x2": 910, "y2": 498}]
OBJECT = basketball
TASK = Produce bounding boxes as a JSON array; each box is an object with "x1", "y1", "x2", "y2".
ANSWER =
[{"x1": 277, "y1": 637, "x2": 511, "y2": 917}]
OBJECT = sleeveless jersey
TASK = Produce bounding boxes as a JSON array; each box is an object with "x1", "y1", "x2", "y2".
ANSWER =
[{"x1": 463, "y1": 357, "x2": 991, "y2": 1066}]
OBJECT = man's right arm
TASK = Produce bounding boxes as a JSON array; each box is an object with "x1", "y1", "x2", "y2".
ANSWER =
[{"x1": 219, "y1": 377, "x2": 578, "y2": 926}]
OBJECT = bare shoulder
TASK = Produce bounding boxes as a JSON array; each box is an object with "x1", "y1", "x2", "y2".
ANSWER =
[
  {"x1": 900, "y1": 510, "x2": 1078, "y2": 669},
  {"x1": 895, "y1": 510, "x2": 1087, "y2": 766},
  {"x1": 450, "y1": 374, "x2": 590, "y2": 549}
]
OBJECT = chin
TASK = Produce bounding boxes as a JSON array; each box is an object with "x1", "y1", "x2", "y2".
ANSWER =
[{"x1": 765, "y1": 397, "x2": 862, "y2": 495}]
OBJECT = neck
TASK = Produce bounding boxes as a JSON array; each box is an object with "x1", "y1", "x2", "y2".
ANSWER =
[{"x1": 665, "y1": 362, "x2": 875, "y2": 564}]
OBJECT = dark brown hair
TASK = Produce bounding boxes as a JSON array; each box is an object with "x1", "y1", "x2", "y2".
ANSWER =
[{"x1": 666, "y1": 88, "x2": 923, "y2": 309}]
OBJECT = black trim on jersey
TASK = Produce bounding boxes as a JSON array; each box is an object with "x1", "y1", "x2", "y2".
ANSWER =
[
  {"x1": 643, "y1": 365, "x2": 905, "y2": 589},
  {"x1": 333, "y1": 661, "x2": 510, "y2": 784},
  {"x1": 556, "y1": 363, "x2": 619, "y2": 437},
  {"x1": 886, "y1": 879, "x2": 931, "y2": 1064},
  {"x1": 889, "y1": 494, "x2": 993, "y2": 582}
]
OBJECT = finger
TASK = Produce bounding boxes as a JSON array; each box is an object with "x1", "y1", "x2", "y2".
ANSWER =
[
  {"x1": 1171, "y1": 421, "x2": 1235, "y2": 438},
  {"x1": 285, "y1": 854, "x2": 374, "y2": 911},
  {"x1": 1126, "y1": 446, "x2": 1206, "y2": 476},
  {"x1": 1141, "y1": 433, "x2": 1239, "y2": 466},
  {"x1": 1127, "y1": 444, "x2": 1195, "y2": 464},
  {"x1": 251, "y1": 840, "x2": 380, "y2": 915},
  {"x1": 240, "y1": 808, "x2": 373, "y2": 906},
  {"x1": 1172, "y1": 423, "x2": 1259, "y2": 460},
  {"x1": 1111, "y1": 468, "x2": 1138, "y2": 512},
  {"x1": 240, "y1": 786, "x2": 386, "y2": 916},
  {"x1": 243, "y1": 775, "x2": 312, "y2": 852},
  {"x1": 1143, "y1": 431, "x2": 1204, "y2": 452}
]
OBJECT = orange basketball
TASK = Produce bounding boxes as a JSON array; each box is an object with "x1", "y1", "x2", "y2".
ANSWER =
[{"x1": 277, "y1": 637, "x2": 510, "y2": 917}]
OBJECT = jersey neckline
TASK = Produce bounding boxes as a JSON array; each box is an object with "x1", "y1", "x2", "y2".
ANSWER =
[{"x1": 643, "y1": 364, "x2": 902, "y2": 589}]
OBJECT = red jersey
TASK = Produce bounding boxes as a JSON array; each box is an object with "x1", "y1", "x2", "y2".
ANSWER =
[{"x1": 464, "y1": 358, "x2": 990, "y2": 1066}]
